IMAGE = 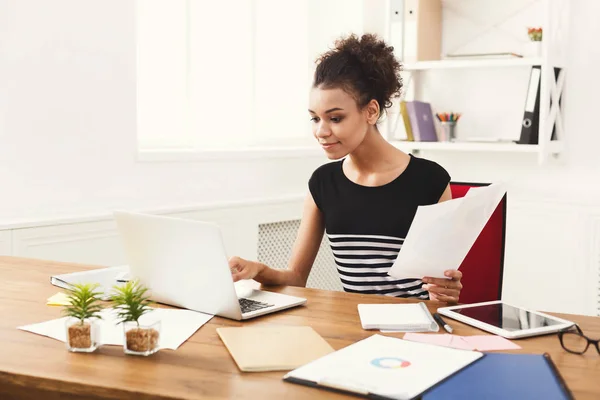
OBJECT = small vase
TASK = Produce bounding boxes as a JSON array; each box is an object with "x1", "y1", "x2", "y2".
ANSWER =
[
  {"x1": 123, "y1": 320, "x2": 161, "y2": 356},
  {"x1": 65, "y1": 318, "x2": 100, "y2": 353}
]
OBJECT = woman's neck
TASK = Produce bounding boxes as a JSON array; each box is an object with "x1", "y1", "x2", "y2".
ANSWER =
[{"x1": 347, "y1": 126, "x2": 408, "y2": 173}]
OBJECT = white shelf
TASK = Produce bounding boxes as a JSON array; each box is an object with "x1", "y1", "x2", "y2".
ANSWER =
[
  {"x1": 390, "y1": 140, "x2": 563, "y2": 154},
  {"x1": 403, "y1": 57, "x2": 544, "y2": 71}
]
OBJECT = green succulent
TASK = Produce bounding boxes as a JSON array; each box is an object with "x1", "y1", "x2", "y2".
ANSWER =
[
  {"x1": 111, "y1": 280, "x2": 153, "y2": 326},
  {"x1": 62, "y1": 283, "x2": 104, "y2": 323}
]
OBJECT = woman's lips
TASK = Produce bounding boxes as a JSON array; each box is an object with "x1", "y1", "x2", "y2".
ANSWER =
[{"x1": 320, "y1": 142, "x2": 340, "y2": 150}]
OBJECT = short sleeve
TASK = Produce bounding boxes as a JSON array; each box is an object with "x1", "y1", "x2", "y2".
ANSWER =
[
  {"x1": 308, "y1": 169, "x2": 323, "y2": 211},
  {"x1": 427, "y1": 162, "x2": 451, "y2": 203}
]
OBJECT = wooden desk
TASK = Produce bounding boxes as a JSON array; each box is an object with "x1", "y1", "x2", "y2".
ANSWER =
[{"x1": 1, "y1": 257, "x2": 599, "y2": 399}]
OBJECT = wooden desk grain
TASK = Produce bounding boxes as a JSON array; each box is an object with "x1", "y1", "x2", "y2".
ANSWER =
[{"x1": 0, "y1": 256, "x2": 599, "y2": 399}]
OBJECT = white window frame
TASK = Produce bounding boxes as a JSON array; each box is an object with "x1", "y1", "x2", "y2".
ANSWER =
[{"x1": 136, "y1": 0, "x2": 371, "y2": 162}]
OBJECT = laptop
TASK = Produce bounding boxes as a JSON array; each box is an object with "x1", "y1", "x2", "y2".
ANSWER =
[{"x1": 113, "y1": 211, "x2": 307, "y2": 320}]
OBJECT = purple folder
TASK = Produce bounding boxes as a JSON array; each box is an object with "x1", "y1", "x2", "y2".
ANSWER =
[{"x1": 406, "y1": 101, "x2": 438, "y2": 142}]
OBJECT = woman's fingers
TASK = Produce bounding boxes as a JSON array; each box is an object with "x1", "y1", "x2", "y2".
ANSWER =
[
  {"x1": 444, "y1": 269, "x2": 463, "y2": 280},
  {"x1": 229, "y1": 256, "x2": 247, "y2": 281},
  {"x1": 430, "y1": 292, "x2": 459, "y2": 304},
  {"x1": 423, "y1": 270, "x2": 462, "y2": 304},
  {"x1": 423, "y1": 277, "x2": 462, "y2": 291},
  {"x1": 423, "y1": 284, "x2": 460, "y2": 298}
]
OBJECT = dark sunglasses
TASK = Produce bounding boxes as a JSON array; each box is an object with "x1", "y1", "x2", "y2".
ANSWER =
[{"x1": 558, "y1": 325, "x2": 600, "y2": 355}]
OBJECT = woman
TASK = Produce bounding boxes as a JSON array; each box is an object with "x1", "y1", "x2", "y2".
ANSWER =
[{"x1": 229, "y1": 34, "x2": 463, "y2": 304}]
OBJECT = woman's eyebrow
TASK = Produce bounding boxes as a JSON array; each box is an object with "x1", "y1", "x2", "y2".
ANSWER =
[{"x1": 308, "y1": 107, "x2": 344, "y2": 114}]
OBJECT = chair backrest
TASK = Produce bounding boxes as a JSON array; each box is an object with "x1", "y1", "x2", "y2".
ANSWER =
[{"x1": 450, "y1": 182, "x2": 507, "y2": 304}]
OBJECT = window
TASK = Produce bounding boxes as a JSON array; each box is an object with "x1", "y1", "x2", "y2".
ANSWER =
[{"x1": 136, "y1": 0, "x2": 365, "y2": 154}]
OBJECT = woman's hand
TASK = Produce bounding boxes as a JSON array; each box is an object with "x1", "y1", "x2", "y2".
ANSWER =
[
  {"x1": 228, "y1": 256, "x2": 265, "y2": 282},
  {"x1": 422, "y1": 270, "x2": 463, "y2": 304}
]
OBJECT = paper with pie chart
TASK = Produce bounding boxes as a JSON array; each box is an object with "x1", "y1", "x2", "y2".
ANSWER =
[
  {"x1": 283, "y1": 334, "x2": 482, "y2": 399},
  {"x1": 388, "y1": 183, "x2": 507, "y2": 280}
]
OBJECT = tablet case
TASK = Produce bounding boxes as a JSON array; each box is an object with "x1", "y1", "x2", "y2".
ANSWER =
[
  {"x1": 422, "y1": 353, "x2": 573, "y2": 400},
  {"x1": 217, "y1": 326, "x2": 334, "y2": 372}
]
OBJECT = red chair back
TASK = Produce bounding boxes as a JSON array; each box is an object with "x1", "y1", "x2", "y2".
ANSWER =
[{"x1": 450, "y1": 182, "x2": 506, "y2": 304}]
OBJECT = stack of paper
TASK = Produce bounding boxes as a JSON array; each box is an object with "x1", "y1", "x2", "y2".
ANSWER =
[{"x1": 17, "y1": 308, "x2": 212, "y2": 350}]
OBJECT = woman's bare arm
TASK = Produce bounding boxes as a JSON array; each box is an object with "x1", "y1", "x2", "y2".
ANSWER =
[{"x1": 251, "y1": 192, "x2": 325, "y2": 286}]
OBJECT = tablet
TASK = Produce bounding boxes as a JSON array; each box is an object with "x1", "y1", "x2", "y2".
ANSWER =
[{"x1": 437, "y1": 300, "x2": 575, "y2": 339}]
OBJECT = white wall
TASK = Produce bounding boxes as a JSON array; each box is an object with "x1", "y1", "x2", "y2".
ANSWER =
[
  {"x1": 4, "y1": 0, "x2": 597, "y2": 224},
  {"x1": 0, "y1": 0, "x2": 326, "y2": 224}
]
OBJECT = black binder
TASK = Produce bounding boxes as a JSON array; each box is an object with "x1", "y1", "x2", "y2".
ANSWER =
[
  {"x1": 518, "y1": 66, "x2": 541, "y2": 144},
  {"x1": 518, "y1": 66, "x2": 562, "y2": 144}
]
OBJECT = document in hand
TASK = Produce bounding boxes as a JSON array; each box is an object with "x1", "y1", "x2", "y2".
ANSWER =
[
  {"x1": 284, "y1": 334, "x2": 483, "y2": 400},
  {"x1": 388, "y1": 183, "x2": 506, "y2": 280}
]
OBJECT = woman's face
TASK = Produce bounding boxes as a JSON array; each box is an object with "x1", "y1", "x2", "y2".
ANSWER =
[{"x1": 308, "y1": 87, "x2": 374, "y2": 160}]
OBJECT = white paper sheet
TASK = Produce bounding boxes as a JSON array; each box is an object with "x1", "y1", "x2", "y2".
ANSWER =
[
  {"x1": 17, "y1": 308, "x2": 213, "y2": 350},
  {"x1": 284, "y1": 334, "x2": 483, "y2": 400},
  {"x1": 388, "y1": 183, "x2": 507, "y2": 280}
]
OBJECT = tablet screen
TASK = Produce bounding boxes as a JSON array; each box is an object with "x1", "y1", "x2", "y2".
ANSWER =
[{"x1": 454, "y1": 303, "x2": 564, "y2": 331}]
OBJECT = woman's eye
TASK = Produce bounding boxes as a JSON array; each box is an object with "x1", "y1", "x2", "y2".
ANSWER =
[
  {"x1": 331, "y1": 117, "x2": 343, "y2": 123},
  {"x1": 310, "y1": 117, "x2": 319, "y2": 122}
]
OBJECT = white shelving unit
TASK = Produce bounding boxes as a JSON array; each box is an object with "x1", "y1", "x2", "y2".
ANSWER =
[
  {"x1": 404, "y1": 57, "x2": 543, "y2": 71},
  {"x1": 390, "y1": 140, "x2": 563, "y2": 155},
  {"x1": 385, "y1": 0, "x2": 569, "y2": 165}
]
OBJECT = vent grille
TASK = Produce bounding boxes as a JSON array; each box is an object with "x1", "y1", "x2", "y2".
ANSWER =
[{"x1": 257, "y1": 220, "x2": 342, "y2": 291}]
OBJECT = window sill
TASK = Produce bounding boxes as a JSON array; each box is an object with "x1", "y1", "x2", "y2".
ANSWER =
[{"x1": 137, "y1": 146, "x2": 324, "y2": 162}]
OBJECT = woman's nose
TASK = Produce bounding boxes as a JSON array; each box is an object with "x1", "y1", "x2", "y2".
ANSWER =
[{"x1": 315, "y1": 122, "x2": 331, "y2": 138}]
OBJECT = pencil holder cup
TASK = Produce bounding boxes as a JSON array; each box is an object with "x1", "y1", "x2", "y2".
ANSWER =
[{"x1": 440, "y1": 121, "x2": 457, "y2": 142}]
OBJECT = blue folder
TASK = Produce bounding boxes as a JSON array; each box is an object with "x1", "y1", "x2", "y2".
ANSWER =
[{"x1": 423, "y1": 353, "x2": 573, "y2": 400}]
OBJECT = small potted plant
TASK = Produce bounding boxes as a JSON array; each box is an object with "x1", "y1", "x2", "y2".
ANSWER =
[
  {"x1": 111, "y1": 280, "x2": 160, "y2": 356},
  {"x1": 527, "y1": 27, "x2": 543, "y2": 56},
  {"x1": 63, "y1": 283, "x2": 104, "y2": 352}
]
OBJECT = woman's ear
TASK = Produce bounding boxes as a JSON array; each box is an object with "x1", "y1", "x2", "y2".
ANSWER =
[{"x1": 364, "y1": 99, "x2": 380, "y2": 125}]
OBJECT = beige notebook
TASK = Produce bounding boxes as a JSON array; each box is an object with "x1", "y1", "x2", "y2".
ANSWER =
[{"x1": 217, "y1": 326, "x2": 334, "y2": 372}]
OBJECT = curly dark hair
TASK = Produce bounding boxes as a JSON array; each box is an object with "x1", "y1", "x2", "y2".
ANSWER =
[{"x1": 313, "y1": 33, "x2": 402, "y2": 120}]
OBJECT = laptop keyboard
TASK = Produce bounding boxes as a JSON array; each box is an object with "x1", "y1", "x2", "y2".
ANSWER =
[{"x1": 238, "y1": 298, "x2": 274, "y2": 314}]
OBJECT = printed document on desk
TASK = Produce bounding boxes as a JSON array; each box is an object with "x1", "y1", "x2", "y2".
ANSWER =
[
  {"x1": 284, "y1": 334, "x2": 482, "y2": 400},
  {"x1": 389, "y1": 183, "x2": 506, "y2": 280}
]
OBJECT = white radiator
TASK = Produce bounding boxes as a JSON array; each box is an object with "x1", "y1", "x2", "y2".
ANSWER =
[{"x1": 257, "y1": 220, "x2": 343, "y2": 291}]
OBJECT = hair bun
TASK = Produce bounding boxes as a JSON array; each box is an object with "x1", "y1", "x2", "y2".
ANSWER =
[{"x1": 314, "y1": 34, "x2": 402, "y2": 116}]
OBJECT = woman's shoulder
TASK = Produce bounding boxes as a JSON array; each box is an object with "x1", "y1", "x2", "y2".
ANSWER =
[
  {"x1": 405, "y1": 155, "x2": 451, "y2": 203},
  {"x1": 310, "y1": 160, "x2": 344, "y2": 181},
  {"x1": 407, "y1": 154, "x2": 450, "y2": 181}
]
